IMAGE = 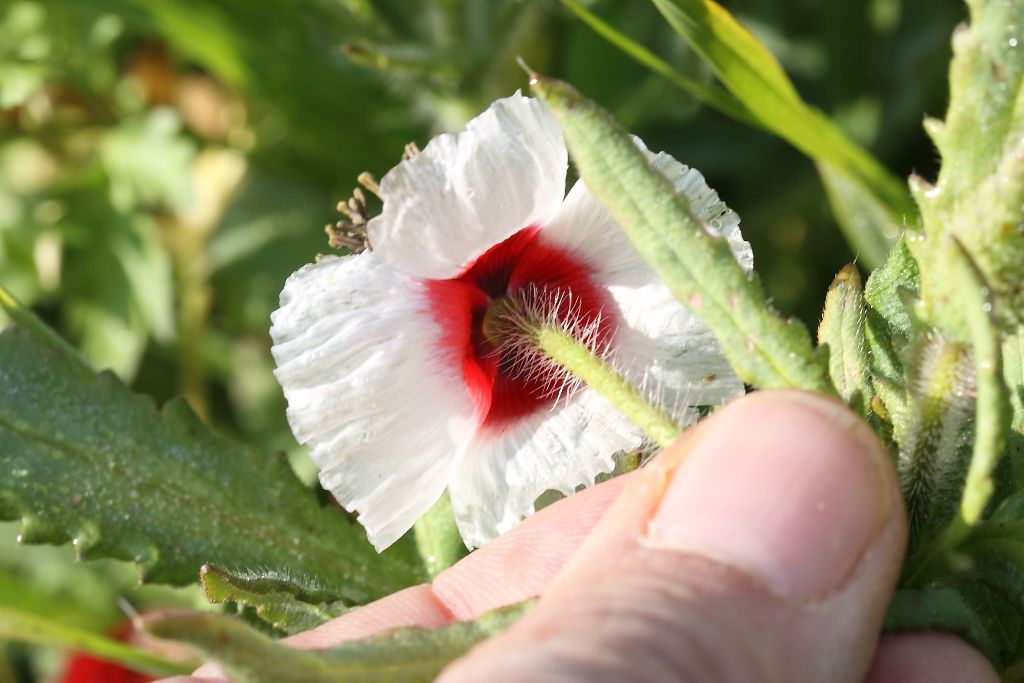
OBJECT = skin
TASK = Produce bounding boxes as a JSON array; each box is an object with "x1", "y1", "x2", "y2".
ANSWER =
[{"x1": 162, "y1": 390, "x2": 999, "y2": 683}]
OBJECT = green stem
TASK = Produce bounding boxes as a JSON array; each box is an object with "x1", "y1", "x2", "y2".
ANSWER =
[
  {"x1": 0, "y1": 606, "x2": 189, "y2": 677},
  {"x1": 534, "y1": 324, "x2": 682, "y2": 448},
  {"x1": 412, "y1": 492, "x2": 467, "y2": 579}
]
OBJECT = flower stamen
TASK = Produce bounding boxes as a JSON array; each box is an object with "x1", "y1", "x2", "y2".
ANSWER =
[{"x1": 482, "y1": 285, "x2": 682, "y2": 447}]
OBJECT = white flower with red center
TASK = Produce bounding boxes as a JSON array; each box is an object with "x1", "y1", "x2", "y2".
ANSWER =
[{"x1": 270, "y1": 93, "x2": 751, "y2": 551}]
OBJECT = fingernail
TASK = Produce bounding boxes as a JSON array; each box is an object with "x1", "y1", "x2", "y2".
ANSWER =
[{"x1": 647, "y1": 391, "x2": 892, "y2": 601}]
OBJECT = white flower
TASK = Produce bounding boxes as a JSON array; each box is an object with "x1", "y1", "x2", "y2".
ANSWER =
[{"x1": 270, "y1": 93, "x2": 751, "y2": 551}]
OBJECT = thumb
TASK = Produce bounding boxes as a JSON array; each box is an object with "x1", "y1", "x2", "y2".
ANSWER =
[{"x1": 441, "y1": 390, "x2": 912, "y2": 683}]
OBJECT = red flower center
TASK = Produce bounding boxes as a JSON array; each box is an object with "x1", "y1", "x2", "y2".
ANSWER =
[{"x1": 426, "y1": 227, "x2": 616, "y2": 429}]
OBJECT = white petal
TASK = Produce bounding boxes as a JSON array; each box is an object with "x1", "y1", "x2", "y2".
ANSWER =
[
  {"x1": 541, "y1": 141, "x2": 753, "y2": 279},
  {"x1": 448, "y1": 390, "x2": 643, "y2": 549},
  {"x1": 270, "y1": 253, "x2": 476, "y2": 550},
  {"x1": 539, "y1": 144, "x2": 751, "y2": 409},
  {"x1": 644, "y1": 143, "x2": 753, "y2": 273},
  {"x1": 368, "y1": 92, "x2": 568, "y2": 279},
  {"x1": 608, "y1": 278, "x2": 746, "y2": 407}
]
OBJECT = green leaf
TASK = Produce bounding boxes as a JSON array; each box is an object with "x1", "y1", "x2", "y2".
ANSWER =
[
  {"x1": 530, "y1": 75, "x2": 834, "y2": 395},
  {"x1": 893, "y1": 332, "x2": 974, "y2": 542},
  {"x1": 558, "y1": 0, "x2": 759, "y2": 127},
  {"x1": 412, "y1": 493, "x2": 467, "y2": 580},
  {"x1": 566, "y1": 0, "x2": 914, "y2": 267},
  {"x1": 0, "y1": 605, "x2": 189, "y2": 677},
  {"x1": 101, "y1": 109, "x2": 196, "y2": 213},
  {"x1": 0, "y1": 322, "x2": 423, "y2": 599},
  {"x1": 0, "y1": 286, "x2": 90, "y2": 374},
  {"x1": 953, "y1": 245, "x2": 1012, "y2": 529},
  {"x1": 862, "y1": 238, "x2": 920, "y2": 423},
  {"x1": 646, "y1": 0, "x2": 914, "y2": 268},
  {"x1": 904, "y1": 245, "x2": 1013, "y2": 581},
  {"x1": 1005, "y1": 328, "x2": 1024, "y2": 486},
  {"x1": 884, "y1": 587, "x2": 1001, "y2": 664},
  {"x1": 911, "y1": 1, "x2": 1024, "y2": 329},
  {"x1": 817, "y1": 264, "x2": 872, "y2": 416},
  {"x1": 144, "y1": 601, "x2": 532, "y2": 683},
  {"x1": 201, "y1": 565, "x2": 350, "y2": 635},
  {"x1": 816, "y1": 160, "x2": 903, "y2": 269}
]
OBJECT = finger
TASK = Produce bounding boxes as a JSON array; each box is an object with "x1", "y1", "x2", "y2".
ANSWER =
[
  {"x1": 432, "y1": 472, "x2": 633, "y2": 618},
  {"x1": 440, "y1": 390, "x2": 908, "y2": 683},
  {"x1": 287, "y1": 473, "x2": 634, "y2": 647},
  {"x1": 865, "y1": 633, "x2": 999, "y2": 683}
]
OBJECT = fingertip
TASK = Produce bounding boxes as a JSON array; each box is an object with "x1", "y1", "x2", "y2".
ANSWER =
[
  {"x1": 647, "y1": 389, "x2": 902, "y2": 602},
  {"x1": 866, "y1": 633, "x2": 1000, "y2": 683}
]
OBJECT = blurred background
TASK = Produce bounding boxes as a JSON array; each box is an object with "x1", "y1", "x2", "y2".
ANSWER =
[{"x1": 0, "y1": 0, "x2": 961, "y2": 679}]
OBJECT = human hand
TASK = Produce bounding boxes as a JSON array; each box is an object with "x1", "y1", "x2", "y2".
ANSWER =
[{"x1": 164, "y1": 390, "x2": 998, "y2": 682}]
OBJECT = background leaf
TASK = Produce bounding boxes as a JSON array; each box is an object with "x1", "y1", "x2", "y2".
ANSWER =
[
  {"x1": 647, "y1": 0, "x2": 915, "y2": 267},
  {"x1": 0, "y1": 323, "x2": 422, "y2": 599},
  {"x1": 565, "y1": 0, "x2": 916, "y2": 267},
  {"x1": 0, "y1": 605, "x2": 189, "y2": 678}
]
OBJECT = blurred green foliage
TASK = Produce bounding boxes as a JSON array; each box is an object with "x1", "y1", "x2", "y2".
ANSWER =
[{"x1": 0, "y1": 0, "x2": 960, "y2": 678}]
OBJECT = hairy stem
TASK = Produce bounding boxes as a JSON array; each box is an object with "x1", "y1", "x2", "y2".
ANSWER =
[{"x1": 534, "y1": 324, "x2": 682, "y2": 448}]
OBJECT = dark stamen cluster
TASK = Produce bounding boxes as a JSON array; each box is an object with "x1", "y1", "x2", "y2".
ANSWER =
[{"x1": 325, "y1": 143, "x2": 420, "y2": 253}]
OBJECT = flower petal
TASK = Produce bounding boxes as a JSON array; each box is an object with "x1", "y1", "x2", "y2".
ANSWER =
[
  {"x1": 540, "y1": 145, "x2": 751, "y2": 407},
  {"x1": 369, "y1": 92, "x2": 568, "y2": 279},
  {"x1": 542, "y1": 141, "x2": 751, "y2": 278},
  {"x1": 448, "y1": 390, "x2": 643, "y2": 549},
  {"x1": 270, "y1": 253, "x2": 476, "y2": 550},
  {"x1": 608, "y1": 278, "x2": 746, "y2": 407}
]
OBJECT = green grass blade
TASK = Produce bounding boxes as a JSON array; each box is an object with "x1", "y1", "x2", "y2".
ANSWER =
[
  {"x1": 563, "y1": 0, "x2": 915, "y2": 267},
  {"x1": 648, "y1": 0, "x2": 914, "y2": 217},
  {"x1": 559, "y1": 0, "x2": 759, "y2": 127}
]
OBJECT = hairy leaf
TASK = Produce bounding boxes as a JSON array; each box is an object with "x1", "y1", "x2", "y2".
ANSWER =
[
  {"x1": 144, "y1": 602, "x2": 532, "y2": 683},
  {"x1": 954, "y1": 247, "x2": 1011, "y2": 528},
  {"x1": 863, "y1": 239, "x2": 920, "y2": 422},
  {"x1": 531, "y1": 75, "x2": 834, "y2": 395},
  {"x1": 894, "y1": 332, "x2": 974, "y2": 542},
  {"x1": 911, "y1": 0, "x2": 1024, "y2": 330},
  {"x1": 0, "y1": 323, "x2": 422, "y2": 599},
  {"x1": 904, "y1": 246, "x2": 1013, "y2": 579},
  {"x1": 201, "y1": 565, "x2": 350, "y2": 635},
  {"x1": 818, "y1": 264, "x2": 872, "y2": 416}
]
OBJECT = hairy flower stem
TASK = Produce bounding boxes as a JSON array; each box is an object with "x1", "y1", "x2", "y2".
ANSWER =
[{"x1": 533, "y1": 325, "x2": 682, "y2": 448}]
